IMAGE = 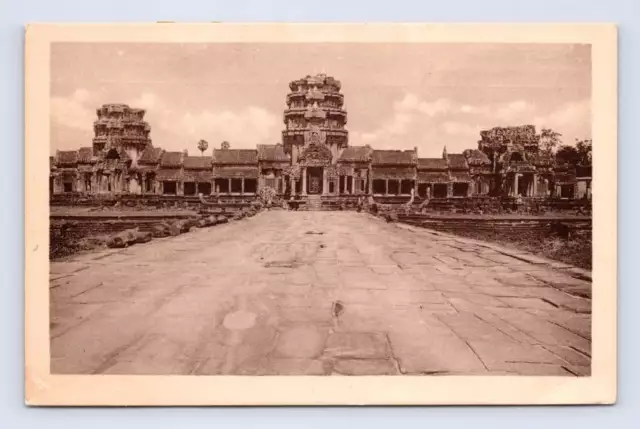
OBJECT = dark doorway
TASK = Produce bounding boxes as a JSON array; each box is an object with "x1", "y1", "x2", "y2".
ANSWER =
[
  {"x1": 163, "y1": 181, "x2": 177, "y2": 195},
  {"x1": 560, "y1": 184, "x2": 574, "y2": 199},
  {"x1": 372, "y1": 179, "x2": 386, "y2": 194},
  {"x1": 338, "y1": 175, "x2": 345, "y2": 194},
  {"x1": 197, "y1": 182, "x2": 212, "y2": 195},
  {"x1": 307, "y1": 167, "x2": 323, "y2": 194},
  {"x1": 215, "y1": 178, "x2": 229, "y2": 193},
  {"x1": 400, "y1": 179, "x2": 413, "y2": 195},
  {"x1": 453, "y1": 183, "x2": 469, "y2": 197},
  {"x1": 244, "y1": 179, "x2": 257, "y2": 194},
  {"x1": 433, "y1": 184, "x2": 448, "y2": 198},
  {"x1": 184, "y1": 182, "x2": 196, "y2": 196},
  {"x1": 517, "y1": 175, "x2": 530, "y2": 196},
  {"x1": 387, "y1": 180, "x2": 399, "y2": 195},
  {"x1": 418, "y1": 183, "x2": 429, "y2": 198},
  {"x1": 145, "y1": 175, "x2": 154, "y2": 193},
  {"x1": 231, "y1": 178, "x2": 243, "y2": 193}
]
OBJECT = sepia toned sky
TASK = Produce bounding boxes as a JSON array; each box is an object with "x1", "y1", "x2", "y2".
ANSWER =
[{"x1": 50, "y1": 43, "x2": 591, "y2": 157}]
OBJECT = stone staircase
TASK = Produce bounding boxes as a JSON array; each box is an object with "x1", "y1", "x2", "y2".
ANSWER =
[{"x1": 305, "y1": 195, "x2": 323, "y2": 211}]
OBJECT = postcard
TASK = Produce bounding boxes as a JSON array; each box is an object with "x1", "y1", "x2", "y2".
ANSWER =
[{"x1": 25, "y1": 23, "x2": 617, "y2": 406}]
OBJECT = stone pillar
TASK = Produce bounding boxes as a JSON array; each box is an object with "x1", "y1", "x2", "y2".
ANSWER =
[
  {"x1": 447, "y1": 182, "x2": 453, "y2": 198},
  {"x1": 302, "y1": 167, "x2": 307, "y2": 195},
  {"x1": 241, "y1": 178, "x2": 245, "y2": 195},
  {"x1": 532, "y1": 174, "x2": 538, "y2": 197},
  {"x1": 289, "y1": 175, "x2": 295, "y2": 197},
  {"x1": 384, "y1": 179, "x2": 388, "y2": 195},
  {"x1": 342, "y1": 176, "x2": 347, "y2": 195},
  {"x1": 322, "y1": 168, "x2": 328, "y2": 195},
  {"x1": 228, "y1": 178, "x2": 232, "y2": 194},
  {"x1": 177, "y1": 180, "x2": 184, "y2": 196},
  {"x1": 368, "y1": 170, "x2": 373, "y2": 195}
]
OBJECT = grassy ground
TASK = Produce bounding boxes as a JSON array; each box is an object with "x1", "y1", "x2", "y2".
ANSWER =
[
  {"x1": 50, "y1": 224, "x2": 110, "y2": 260},
  {"x1": 430, "y1": 227, "x2": 592, "y2": 270}
]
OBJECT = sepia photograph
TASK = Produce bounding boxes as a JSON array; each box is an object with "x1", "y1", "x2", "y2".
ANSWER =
[{"x1": 25, "y1": 23, "x2": 617, "y2": 406}]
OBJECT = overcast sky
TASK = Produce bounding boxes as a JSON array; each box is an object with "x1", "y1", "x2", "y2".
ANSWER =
[{"x1": 50, "y1": 43, "x2": 591, "y2": 158}]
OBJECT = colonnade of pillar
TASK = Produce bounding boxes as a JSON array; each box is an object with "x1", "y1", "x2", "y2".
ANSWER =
[
  {"x1": 288, "y1": 167, "x2": 367, "y2": 197},
  {"x1": 510, "y1": 173, "x2": 540, "y2": 197}
]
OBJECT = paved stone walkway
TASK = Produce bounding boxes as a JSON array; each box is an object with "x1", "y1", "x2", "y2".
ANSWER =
[{"x1": 50, "y1": 211, "x2": 591, "y2": 376}]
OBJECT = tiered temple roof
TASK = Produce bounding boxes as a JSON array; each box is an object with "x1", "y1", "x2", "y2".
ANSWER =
[{"x1": 338, "y1": 146, "x2": 372, "y2": 163}]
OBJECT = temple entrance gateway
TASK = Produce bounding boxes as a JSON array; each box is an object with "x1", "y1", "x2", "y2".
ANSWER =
[{"x1": 307, "y1": 167, "x2": 323, "y2": 194}]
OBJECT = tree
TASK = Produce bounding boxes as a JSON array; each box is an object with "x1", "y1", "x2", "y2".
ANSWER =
[
  {"x1": 197, "y1": 139, "x2": 209, "y2": 156},
  {"x1": 555, "y1": 145, "x2": 580, "y2": 167},
  {"x1": 539, "y1": 128, "x2": 563, "y2": 155},
  {"x1": 575, "y1": 138, "x2": 592, "y2": 165},
  {"x1": 221, "y1": 141, "x2": 230, "y2": 150}
]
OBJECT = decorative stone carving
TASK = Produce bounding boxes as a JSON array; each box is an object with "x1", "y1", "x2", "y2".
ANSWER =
[
  {"x1": 298, "y1": 143, "x2": 332, "y2": 167},
  {"x1": 304, "y1": 125, "x2": 326, "y2": 146}
]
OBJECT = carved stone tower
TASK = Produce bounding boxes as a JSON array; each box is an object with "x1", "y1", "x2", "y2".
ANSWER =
[
  {"x1": 282, "y1": 74, "x2": 348, "y2": 165},
  {"x1": 92, "y1": 104, "x2": 152, "y2": 163}
]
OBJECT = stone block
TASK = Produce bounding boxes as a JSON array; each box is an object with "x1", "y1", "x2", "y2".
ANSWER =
[
  {"x1": 542, "y1": 345, "x2": 591, "y2": 366},
  {"x1": 487, "y1": 307, "x2": 591, "y2": 353},
  {"x1": 468, "y1": 340, "x2": 565, "y2": 371},
  {"x1": 264, "y1": 358, "x2": 330, "y2": 375},
  {"x1": 444, "y1": 292, "x2": 509, "y2": 308},
  {"x1": 436, "y1": 312, "x2": 517, "y2": 343},
  {"x1": 332, "y1": 358, "x2": 398, "y2": 375},
  {"x1": 324, "y1": 332, "x2": 390, "y2": 359},
  {"x1": 388, "y1": 327, "x2": 486, "y2": 374},
  {"x1": 502, "y1": 362, "x2": 574, "y2": 376},
  {"x1": 498, "y1": 297, "x2": 562, "y2": 311}
]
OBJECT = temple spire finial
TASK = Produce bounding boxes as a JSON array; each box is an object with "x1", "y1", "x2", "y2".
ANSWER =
[{"x1": 442, "y1": 145, "x2": 448, "y2": 159}]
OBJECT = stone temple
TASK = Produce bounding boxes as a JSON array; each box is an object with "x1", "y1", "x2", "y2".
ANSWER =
[{"x1": 50, "y1": 73, "x2": 592, "y2": 207}]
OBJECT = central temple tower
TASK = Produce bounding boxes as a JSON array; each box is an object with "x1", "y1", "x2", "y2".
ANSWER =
[{"x1": 281, "y1": 74, "x2": 348, "y2": 164}]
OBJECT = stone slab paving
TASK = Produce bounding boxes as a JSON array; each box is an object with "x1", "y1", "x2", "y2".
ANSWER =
[{"x1": 50, "y1": 211, "x2": 591, "y2": 376}]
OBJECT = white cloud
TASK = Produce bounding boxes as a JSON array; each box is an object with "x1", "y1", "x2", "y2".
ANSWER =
[
  {"x1": 177, "y1": 106, "x2": 279, "y2": 149},
  {"x1": 125, "y1": 93, "x2": 279, "y2": 150},
  {"x1": 532, "y1": 99, "x2": 591, "y2": 145},
  {"x1": 50, "y1": 88, "x2": 105, "y2": 131},
  {"x1": 349, "y1": 92, "x2": 590, "y2": 157},
  {"x1": 442, "y1": 121, "x2": 479, "y2": 137},
  {"x1": 494, "y1": 100, "x2": 536, "y2": 123},
  {"x1": 129, "y1": 93, "x2": 163, "y2": 110},
  {"x1": 394, "y1": 94, "x2": 452, "y2": 117}
]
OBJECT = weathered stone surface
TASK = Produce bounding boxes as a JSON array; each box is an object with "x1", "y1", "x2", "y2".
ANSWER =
[
  {"x1": 436, "y1": 312, "x2": 516, "y2": 343},
  {"x1": 486, "y1": 307, "x2": 591, "y2": 354},
  {"x1": 542, "y1": 345, "x2": 591, "y2": 366},
  {"x1": 50, "y1": 262, "x2": 90, "y2": 275},
  {"x1": 275, "y1": 325, "x2": 328, "y2": 359},
  {"x1": 264, "y1": 358, "x2": 329, "y2": 375},
  {"x1": 324, "y1": 332, "x2": 390, "y2": 359},
  {"x1": 333, "y1": 358, "x2": 398, "y2": 375},
  {"x1": 467, "y1": 340, "x2": 564, "y2": 371},
  {"x1": 444, "y1": 292, "x2": 509, "y2": 308},
  {"x1": 497, "y1": 297, "x2": 561, "y2": 311},
  {"x1": 50, "y1": 211, "x2": 591, "y2": 376},
  {"x1": 503, "y1": 363, "x2": 573, "y2": 376}
]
